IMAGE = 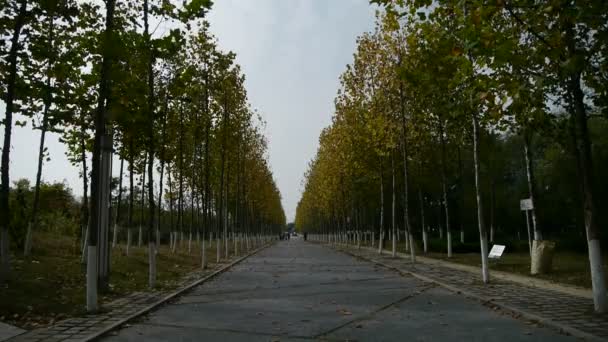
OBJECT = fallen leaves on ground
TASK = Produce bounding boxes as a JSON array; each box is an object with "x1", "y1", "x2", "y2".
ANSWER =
[{"x1": 337, "y1": 308, "x2": 352, "y2": 316}]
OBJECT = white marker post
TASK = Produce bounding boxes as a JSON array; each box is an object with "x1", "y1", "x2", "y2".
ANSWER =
[{"x1": 520, "y1": 198, "x2": 533, "y2": 257}]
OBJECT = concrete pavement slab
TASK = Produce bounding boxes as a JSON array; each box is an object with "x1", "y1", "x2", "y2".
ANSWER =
[{"x1": 101, "y1": 240, "x2": 577, "y2": 341}]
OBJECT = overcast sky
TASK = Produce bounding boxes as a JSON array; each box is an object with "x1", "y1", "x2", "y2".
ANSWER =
[{"x1": 1, "y1": 0, "x2": 377, "y2": 223}]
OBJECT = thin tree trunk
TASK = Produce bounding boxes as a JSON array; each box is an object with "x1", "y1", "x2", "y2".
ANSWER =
[
  {"x1": 143, "y1": 0, "x2": 156, "y2": 288},
  {"x1": 219, "y1": 94, "x2": 229, "y2": 260},
  {"x1": 25, "y1": 12, "x2": 56, "y2": 256},
  {"x1": 127, "y1": 139, "x2": 135, "y2": 256},
  {"x1": 178, "y1": 105, "x2": 185, "y2": 253},
  {"x1": 399, "y1": 82, "x2": 415, "y2": 262},
  {"x1": 439, "y1": 120, "x2": 452, "y2": 258},
  {"x1": 378, "y1": 168, "x2": 384, "y2": 255},
  {"x1": 472, "y1": 112, "x2": 489, "y2": 284},
  {"x1": 566, "y1": 35, "x2": 606, "y2": 311},
  {"x1": 419, "y1": 189, "x2": 427, "y2": 254},
  {"x1": 138, "y1": 153, "x2": 146, "y2": 248},
  {"x1": 458, "y1": 145, "x2": 464, "y2": 244},
  {"x1": 1, "y1": 0, "x2": 27, "y2": 283},
  {"x1": 523, "y1": 132, "x2": 541, "y2": 240},
  {"x1": 80, "y1": 135, "x2": 90, "y2": 263},
  {"x1": 391, "y1": 153, "x2": 396, "y2": 258},
  {"x1": 156, "y1": 99, "x2": 168, "y2": 254},
  {"x1": 490, "y1": 179, "x2": 495, "y2": 243},
  {"x1": 113, "y1": 157, "x2": 124, "y2": 248},
  {"x1": 168, "y1": 167, "x2": 175, "y2": 253}
]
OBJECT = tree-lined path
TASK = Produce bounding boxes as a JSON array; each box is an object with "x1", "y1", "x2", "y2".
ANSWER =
[{"x1": 100, "y1": 239, "x2": 573, "y2": 341}]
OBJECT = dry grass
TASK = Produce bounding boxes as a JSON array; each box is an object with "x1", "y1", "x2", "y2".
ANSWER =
[
  {"x1": 419, "y1": 249, "x2": 607, "y2": 289},
  {"x1": 0, "y1": 232, "x2": 222, "y2": 329}
]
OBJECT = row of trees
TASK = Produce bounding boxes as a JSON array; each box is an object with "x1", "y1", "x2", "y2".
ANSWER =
[
  {"x1": 1, "y1": 0, "x2": 285, "y2": 311},
  {"x1": 296, "y1": 1, "x2": 607, "y2": 313}
]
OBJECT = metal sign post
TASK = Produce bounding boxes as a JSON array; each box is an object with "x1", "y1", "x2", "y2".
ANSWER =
[{"x1": 520, "y1": 198, "x2": 533, "y2": 257}]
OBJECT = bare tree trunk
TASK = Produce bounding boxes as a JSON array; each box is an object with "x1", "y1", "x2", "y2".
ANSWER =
[
  {"x1": 156, "y1": 101, "x2": 168, "y2": 254},
  {"x1": 138, "y1": 153, "x2": 146, "y2": 248},
  {"x1": 523, "y1": 132, "x2": 541, "y2": 240},
  {"x1": 127, "y1": 140, "x2": 135, "y2": 257},
  {"x1": 472, "y1": 112, "x2": 489, "y2": 284},
  {"x1": 25, "y1": 12, "x2": 56, "y2": 256},
  {"x1": 1, "y1": 0, "x2": 27, "y2": 283},
  {"x1": 87, "y1": 0, "x2": 117, "y2": 312},
  {"x1": 439, "y1": 120, "x2": 452, "y2": 258},
  {"x1": 378, "y1": 168, "x2": 384, "y2": 255},
  {"x1": 168, "y1": 167, "x2": 176, "y2": 254},
  {"x1": 143, "y1": 0, "x2": 156, "y2": 288},
  {"x1": 113, "y1": 157, "x2": 124, "y2": 248},
  {"x1": 399, "y1": 88, "x2": 415, "y2": 262},
  {"x1": 566, "y1": 31, "x2": 606, "y2": 310},
  {"x1": 391, "y1": 153, "x2": 396, "y2": 258},
  {"x1": 178, "y1": 104, "x2": 185, "y2": 253},
  {"x1": 458, "y1": 145, "x2": 465, "y2": 244},
  {"x1": 490, "y1": 179, "x2": 495, "y2": 243},
  {"x1": 419, "y1": 189, "x2": 427, "y2": 254},
  {"x1": 80, "y1": 135, "x2": 90, "y2": 263}
]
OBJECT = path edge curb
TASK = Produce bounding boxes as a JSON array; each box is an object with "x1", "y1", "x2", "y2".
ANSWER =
[
  {"x1": 327, "y1": 244, "x2": 604, "y2": 342},
  {"x1": 84, "y1": 242, "x2": 274, "y2": 342}
]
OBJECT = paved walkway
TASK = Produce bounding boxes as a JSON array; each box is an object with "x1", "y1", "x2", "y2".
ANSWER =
[
  {"x1": 0, "y1": 323, "x2": 24, "y2": 342},
  {"x1": 7, "y1": 242, "x2": 270, "y2": 342},
  {"x1": 333, "y1": 243, "x2": 608, "y2": 341},
  {"x1": 100, "y1": 239, "x2": 576, "y2": 341}
]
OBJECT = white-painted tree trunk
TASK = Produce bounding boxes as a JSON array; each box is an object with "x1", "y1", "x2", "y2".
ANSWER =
[
  {"x1": 472, "y1": 112, "x2": 490, "y2": 284},
  {"x1": 588, "y1": 240, "x2": 607, "y2": 312},
  {"x1": 422, "y1": 228, "x2": 428, "y2": 254},
  {"x1": 112, "y1": 224, "x2": 118, "y2": 248},
  {"x1": 86, "y1": 246, "x2": 98, "y2": 312}
]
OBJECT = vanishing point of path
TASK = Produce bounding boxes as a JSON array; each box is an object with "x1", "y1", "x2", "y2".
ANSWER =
[{"x1": 102, "y1": 239, "x2": 575, "y2": 341}]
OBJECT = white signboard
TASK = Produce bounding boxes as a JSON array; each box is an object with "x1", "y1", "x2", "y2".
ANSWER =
[
  {"x1": 488, "y1": 244, "x2": 506, "y2": 259},
  {"x1": 520, "y1": 198, "x2": 533, "y2": 211}
]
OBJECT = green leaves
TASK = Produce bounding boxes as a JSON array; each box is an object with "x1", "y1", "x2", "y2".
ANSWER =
[{"x1": 179, "y1": 0, "x2": 213, "y2": 21}]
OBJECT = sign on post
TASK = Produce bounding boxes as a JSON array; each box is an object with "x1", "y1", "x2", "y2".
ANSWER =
[
  {"x1": 520, "y1": 198, "x2": 533, "y2": 257},
  {"x1": 488, "y1": 244, "x2": 505, "y2": 259},
  {"x1": 520, "y1": 198, "x2": 533, "y2": 211}
]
